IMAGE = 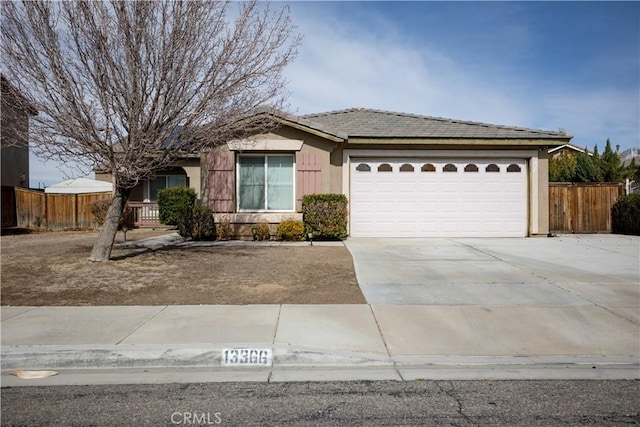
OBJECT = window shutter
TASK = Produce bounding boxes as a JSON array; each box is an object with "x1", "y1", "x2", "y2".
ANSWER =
[
  {"x1": 208, "y1": 150, "x2": 235, "y2": 213},
  {"x1": 296, "y1": 152, "x2": 322, "y2": 211}
]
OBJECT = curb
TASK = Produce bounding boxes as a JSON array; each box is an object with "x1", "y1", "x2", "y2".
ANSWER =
[{"x1": 3, "y1": 344, "x2": 638, "y2": 381}]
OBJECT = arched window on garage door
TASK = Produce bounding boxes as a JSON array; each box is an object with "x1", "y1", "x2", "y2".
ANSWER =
[
  {"x1": 378, "y1": 163, "x2": 393, "y2": 172},
  {"x1": 507, "y1": 164, "x2": 522, "y2": 172},
  {"x1": 485, "y1": 164, "x2": 500, "y2": 172},
  {"x1": 356, "y1": 163, "x2": 371, "y2": 172},
  {"x1": 399, "y1": 163, "x2": 414, "y2": 172},
  {"x1": 464, "y1": 164, "x2": 479, "y2": 172},
  {"x1": 421, "y1": 163, "x2": 436, "y2": 172},
  {"x1": 443, "y1": 163, "x2": 457, "y2": 172}
]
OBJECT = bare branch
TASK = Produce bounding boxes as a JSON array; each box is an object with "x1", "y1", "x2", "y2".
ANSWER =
[{"x1": 1, "y1": 0, "x2": 300, "y2": 260}]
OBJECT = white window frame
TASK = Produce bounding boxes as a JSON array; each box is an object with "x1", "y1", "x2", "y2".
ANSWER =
[{"x1": 236, "y1": 153, "x2": 296, "y2": 212}]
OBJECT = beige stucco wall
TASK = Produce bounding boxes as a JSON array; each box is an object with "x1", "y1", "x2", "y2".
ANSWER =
[
  {"x1": 180, "y1": 158, "x2": 201, "y2": 199},
  {"x1": 537, "y1": 148, "x2": 550, "y2": 235},
  {"x1": 266, "y1": 126, "x2": 338, "y2": 195}
]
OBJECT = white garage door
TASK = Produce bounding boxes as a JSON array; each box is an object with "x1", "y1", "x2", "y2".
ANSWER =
[{"x1": 350, "y1": 159, "x2": 528, "y2": 237}]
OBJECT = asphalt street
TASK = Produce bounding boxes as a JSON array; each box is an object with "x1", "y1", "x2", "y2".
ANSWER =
[{"x1": 2, "y1": 380, "x2": 639, "y2": 426}]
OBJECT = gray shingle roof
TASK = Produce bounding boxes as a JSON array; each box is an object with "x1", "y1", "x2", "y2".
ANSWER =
[{"x1": 299, "y1": 108, "x2": 571, "y2": 140}]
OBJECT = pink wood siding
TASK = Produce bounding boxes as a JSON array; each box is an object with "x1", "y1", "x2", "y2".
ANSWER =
[
  {"x1": 208, "y1": 150, "x2": 235, "y2": 213},
  {"x1": 296, "y1": 152, "x2": 322, "y2": 210}
]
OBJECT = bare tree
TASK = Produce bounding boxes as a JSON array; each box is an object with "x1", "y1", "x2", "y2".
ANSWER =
[{"x1": 1, "y1": 0, "x2": 300, "y2": 261}]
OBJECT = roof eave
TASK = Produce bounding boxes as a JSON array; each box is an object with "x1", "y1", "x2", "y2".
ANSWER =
[{"x1": 346, "y1": 136, "x2": 572, "y2": 146}]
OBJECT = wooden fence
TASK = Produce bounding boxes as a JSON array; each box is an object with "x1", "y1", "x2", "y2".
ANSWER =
[
  {"x1": 549, "y1": 183, "x2": 625, "y2": 233},
  {"x1": 7, "y1": 187, "x2": 112, "y2": 231}
]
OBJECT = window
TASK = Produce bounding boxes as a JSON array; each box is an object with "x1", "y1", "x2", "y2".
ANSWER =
[
  {"x1": 443, "y1": 163, "x2": 457, "y2": 172},
  {"x1": 485, "y1": 164, "x2": 500, "y2": 172},
  {"x1": 238, "y1": 155, "x2": 294, "y2": 211},
  {"x1": 507, "y1": 164, "x2": 521, "y2": 172},
  {"x1": 147, "y1": 175, "x2": 187, "y2": 201},
  {"x1": 399, "y1": 163, "x2": 414, "y2": 172},
  {"x1": 378, "y1": 163, "x2": 392, "y2": 172},
  {"x1": 421, "y1": 163, "x2": 436, "y2": 172},
  {"x1": 356, "y1": 163, "x2": 371, "y2": 172},
  {"x1": 464, "y1": 164, "x2": 479, "y2": 172}
]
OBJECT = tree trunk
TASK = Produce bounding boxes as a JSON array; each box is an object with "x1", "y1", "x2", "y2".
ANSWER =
[{"x1": 89, "y1": 188, "x2": 130, "y2": 262}]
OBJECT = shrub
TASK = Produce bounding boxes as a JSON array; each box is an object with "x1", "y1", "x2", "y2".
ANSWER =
[
  {"x1": 190, "y1": 203, "x2": 216, "y2": 240},
  {"x1": 176, "y1": 205, "x2": 193, "y2": 238},
  {"x1": 216, "y1": 214, "x2": 233, "y2": 240},
  {"x1": 253, "y1": 220, "x2": 271, "y2": 241},
  {"x1": 91, "y1": 199, "x2": 133, "y2": 230},
  {"x1": 276, "y1": 218, "x2": 305, "y2": 241},
  {"x1": 302, "y1": 194, "x2": 348, "y2": 240},
  {"x1": 157, "y1": 186, "x2": 196, "y2": 226},
  {"x1": 175, "y1": 202, "x2": 216, "y2": 240},
  {"x1": 612, "y1": 194, "x2": 640, "y2": 235}
]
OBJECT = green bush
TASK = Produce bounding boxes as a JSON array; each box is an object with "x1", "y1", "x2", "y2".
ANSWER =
[
  {"x1": 302, "y1": 194, "x2": 348, "y2": 240},
  {"x1": 276, "y1": 218, "x2": 305, "y2": 241},
  {"x1": 157, "y1": 187, "x2": 196, "y2": 226},
  {"x1": 612, "y1": 194, "x2": 640, "y2": 235},
  {"x1": 91, "y1": 199, "x2": 134, "y2": 230}
]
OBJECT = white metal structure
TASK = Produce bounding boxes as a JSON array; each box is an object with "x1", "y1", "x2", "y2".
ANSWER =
[
  {"x1": 44, "y1": 177, "x2": 113, "y2": 194},
  {"x1": 349, "y1": 158, "x2": 528, "y2": 237}
]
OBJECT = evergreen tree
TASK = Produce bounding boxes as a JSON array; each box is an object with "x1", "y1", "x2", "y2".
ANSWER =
[
  {"x1": 549, "y1": 151, "x2": 577, "y2": 182},
  {"x1": 552, "y1": 140, "x2": 636, "y2": 183},
  {"x1": 575, "y1": 145, "x2": 604, "y2": 182},
  {"x1": 601, "y1": 139, "x2": 627, "y2": 182}
]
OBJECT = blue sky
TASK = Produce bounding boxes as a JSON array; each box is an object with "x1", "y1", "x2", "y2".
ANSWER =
[{"x1": 30, "y1": 1, "x2": 639, "y2": 187}]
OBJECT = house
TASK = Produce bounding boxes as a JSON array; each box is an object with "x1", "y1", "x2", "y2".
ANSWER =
[
  {"x1": 1, "y1": 76, "x2": 37, "y2": 188},
  {"x1": 207, "y1": 108, "x2": 570, "y2": 238},
  {"x1": 99, "y1": 107, "x2": 571, "y2": 237},
  {"x1": 548, "y1": 143, "x2": 590, "y2": 159}
]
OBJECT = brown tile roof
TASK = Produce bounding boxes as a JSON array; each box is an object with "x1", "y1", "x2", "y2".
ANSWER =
[{"x1": 299, "y1": 108, "x2": 571, "y2": 140}]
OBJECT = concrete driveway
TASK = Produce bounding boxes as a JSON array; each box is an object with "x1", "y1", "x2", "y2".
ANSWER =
[
  {"x1": 345, "y1": 235, "x2": 639, "y2": 309},
  {"x1": 344, "y1": 235, "x2": 639, "y2": 368}
]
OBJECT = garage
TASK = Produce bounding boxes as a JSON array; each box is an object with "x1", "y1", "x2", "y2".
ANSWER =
[{"x1": 349, "y1": 158, "x2": 528, "y2": 238}]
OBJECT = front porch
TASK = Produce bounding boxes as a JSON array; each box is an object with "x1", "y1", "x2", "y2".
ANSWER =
[{"x1": 127, "y1": 201, "x2": 161, "y2": 227}]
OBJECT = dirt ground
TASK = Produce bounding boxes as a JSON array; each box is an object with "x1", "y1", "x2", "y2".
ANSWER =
[{"x1": 0, "y1": 229, "x2": 365, "y2": 306}]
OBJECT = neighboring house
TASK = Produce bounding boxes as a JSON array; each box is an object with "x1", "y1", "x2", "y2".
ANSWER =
[
  {"x1": 548, "y1": 143, "x2": 590, "y2": 158},
  {"x1": 97, "y1": 107, "x2": 571, "y2": 237},
  {"x1": 209, "y1": 107, "x2": 570, "y2": 238},
  {"x1": 619, "y1": 148, "x2": 640, "y2": 194},
  {"x1": 1, "y1": 76, "x2": 37, "y2": 188}
]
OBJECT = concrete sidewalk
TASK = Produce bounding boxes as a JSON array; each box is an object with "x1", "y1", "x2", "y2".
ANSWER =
[{"x1": 2, "y1": 304, "x2": 638, "y2": 386}]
